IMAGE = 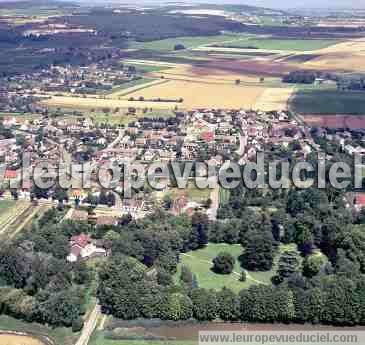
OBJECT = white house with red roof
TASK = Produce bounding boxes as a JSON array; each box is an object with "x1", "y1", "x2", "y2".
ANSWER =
[{"x1": 66, "y1": 233, "x2": 107, "y2": 263}]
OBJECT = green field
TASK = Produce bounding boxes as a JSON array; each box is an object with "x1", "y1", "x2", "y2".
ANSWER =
[
  {"x1": 126, "y1": 63, "x2": 172, "y2": 73},
  {"x1": 291, "y1": 89, "x2": 365, "y2": 115},
  {"x1": 175, "y1": 243, "x2": 276, "y2": 293},
  {"x1": 107, "y1": 78, "x2": 157, "y2": 95},
  {"x1": 129, "y1": 34, "x2": 243, "y2": 52},
  {"x1": 0, "y1": 315, "x2": 77, "y2": 345},
  {"x1": 218, "y1": 38, "x2": 340, "y2": 51},
  {"x1": 0, "y1": 200, "x2": 16, "y2": 215}
]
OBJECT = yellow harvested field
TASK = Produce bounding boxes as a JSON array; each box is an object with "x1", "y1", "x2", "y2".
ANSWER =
[
  {"x1": 150, "y1": 64, "x2": 273, "y2": 84},
  {"x1": 122, "y1": 79, "x2": 265, "y2": 109},
  {"x1": 314, "y1": 38, "x2": 365, "y2": 54},
  {"x1": 0, "y1": 334, "x2": 44, "y2": 345},
  {"x1": 303, "y1": 38, "x2": 365, "y2": 71},
  {"x1": 305, "y1": 53, "x2": 365, "y2": 71},
  {"x1": 254, "y1": 87, "x2": 294, "y2": 111},
  {"x1": 40, "y1": 95, "x2": 180, "y2": 110}
]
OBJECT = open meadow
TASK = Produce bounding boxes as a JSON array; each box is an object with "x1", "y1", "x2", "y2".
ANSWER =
[
  {"x1": 215, "y1": 37, "x2": 340, "y2": 51},
  {"x1": 175, "y1": 243, "x2": 274, "y2": 292},
  {"x1": 128, "y1": 34, "x2": 244, "y2": 52}
]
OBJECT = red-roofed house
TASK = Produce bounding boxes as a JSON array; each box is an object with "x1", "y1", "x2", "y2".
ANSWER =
[
  {"x1": 4, "y1": 170, "x2": 18, "y2": 180},
  {"x1": 200, "y1": 131, "x2": 215, "y2": 143},
  {"x1": 67, "y1": 233, "x2": 107, "y2": 262},
  {"x1": 355, "y1": 193, "x2": 365, "y2": 210}
]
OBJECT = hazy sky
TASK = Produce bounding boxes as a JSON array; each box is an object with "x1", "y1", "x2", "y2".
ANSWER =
[
  {"x1": 79, "y1": 0, "x2": 365, "y2": 9},
  {"x1": 182, "y1": 0, "x2": 364, "y2": 9},
  {"x1": 216, "y1": 0, "x2": 365, "y2": 8}
]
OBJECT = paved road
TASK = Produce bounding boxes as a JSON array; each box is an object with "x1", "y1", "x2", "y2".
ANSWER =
[
  {"x1": 104, "y1": 128, "x2": 125, "y2": 151},
  {"x1": 207, "y1": 177, "x2": 219, "y2": 220},
  {"x1": 75, "y1": 304, "x2": 101, "y2": 345}
]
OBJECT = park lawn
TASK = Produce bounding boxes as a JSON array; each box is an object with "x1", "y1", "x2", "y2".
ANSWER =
[
  {"x1": 219, "y1": 38, "x2": 340, "y2": 51},
  {"x1": 175, "y1": 243, "x2": 298, "y2": 293},
  {"x1": 129, "y1": 34, "x2": 241, "y2": 52},
  {"x1": 175, "y1": 243, "x2": 275, "y2": 292},
  {"x1": 0, "y1": 315, "x2": 78, "y2": 345},
  {"x1": 290, "y1": 89, "x2": 365, "y2": 115},
  {"x1": 90, "y1": 332, "x2": 196, "y2": 345}
]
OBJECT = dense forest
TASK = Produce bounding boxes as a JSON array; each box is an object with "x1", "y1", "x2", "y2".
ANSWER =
[{"x1": 62, "y1": 10, "x2": 246, "y2": 42}]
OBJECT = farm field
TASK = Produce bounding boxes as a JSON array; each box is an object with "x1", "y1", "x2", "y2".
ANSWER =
[
  {"x1": 90, "y1": 333, "x2": 196, "y2": 345},
  {"x1": 0, "y1": 334, "x2": 44, "y2": 345},
  {"x1": 124, "y1": 62, "x2": 172, "y2": 73},
  {"x1": 216, "y1": 38, "x2": 341, "y2": 51},
  {"x1": 121, "y1": 79, "x2": 265, "y2": 109},
  {"x1": 40, "y1": 95, "x2": 181, "y2": 111},
  {"x1": 0, "y1": 315, "x2": 77, "y2": 345},
  {"x1": 108, "y1": 79, "x2": 168, "y2": 99},
  {"x1": 128, "y1": 34, "x2": 246, "y2": 52},
  {"x1": 0, "y1": 200, "x2": 31, "y2": 238},
  {"x1": 150, "y1": 63, "x2": 278, "y2": 84},
  {"x1": 303, "y1": 115, "x2": 365, "y2": 129},
  {"x1": 302, "y1": 38, "x2": 365, "y2": 71},
  {"x1": 0, "y1": 200, "x2": 17, "y2": 216},
  {"x1": 107, "y1": 77, "x2": 157, "y2": 94},
  {"x1": 254, "y1": 87, "x2": 294, "y2": 111},
  {"x1": 290, "y1": 89, "x2": 365, "y2": 115}
]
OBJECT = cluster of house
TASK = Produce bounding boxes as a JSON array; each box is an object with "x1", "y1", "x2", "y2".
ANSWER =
[
  {"x1": 231, "y1": 110, "x2": 314, "y2": 163},
  {"x1": 4, "y1": 62, "x2": 139, "y2": 96},
  {"x1": 23, "y1": 23, "x2": 97, "y2": 37}
]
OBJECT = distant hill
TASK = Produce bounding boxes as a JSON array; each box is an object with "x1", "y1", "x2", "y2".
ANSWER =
[{"x1": 0, "y1": 0, "x2": 79, "y2": 9}]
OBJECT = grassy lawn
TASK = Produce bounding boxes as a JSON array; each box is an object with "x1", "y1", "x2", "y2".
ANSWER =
[
  {"x1": 290, "y1": 89, "x2": 365, "y2": 115},
  {"x1": 218, "y1": 38, "x2": 340, "y2": 51},
  {"x1": 175, "y1": 243, "x2": 273, "y2": 292},
  {"x1": 129, "y1": 34, "x2": 241, "y2": 52},
  {"x1": 175, "y1": 243, "x2": 298, "y2": 293},
  {"x1": 0, "y1": 315, "x2": 78, "y2": 345}
]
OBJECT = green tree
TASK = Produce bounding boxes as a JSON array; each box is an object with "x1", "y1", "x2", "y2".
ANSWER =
[
  {"x1": 241, "y1": 230, "x2": 275, "y2": 271},
  {"x1": 190, "y1": 288, "x2": 218, "y2": 321},
  {"x1": 212, "y1": 252, "x2": 235, "y2": 275},
  {"x1": 216, "y1": 287, "x2": 239, "y2": 321},
  {"x1": 161, "y1": 293, "x2": 193, "y2": 320}
]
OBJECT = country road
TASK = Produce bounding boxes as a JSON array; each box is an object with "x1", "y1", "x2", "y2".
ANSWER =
[
  {"x1": 207, "y1": 177, "x2": 219, "y2": 220},
  {"x1": 75, "y1": 304, "x2": 101, "y2": 345}
]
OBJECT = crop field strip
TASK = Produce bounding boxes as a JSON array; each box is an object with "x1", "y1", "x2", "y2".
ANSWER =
[{"x1": 0, "y1": 201, "x2": 31, "y2": 237}]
